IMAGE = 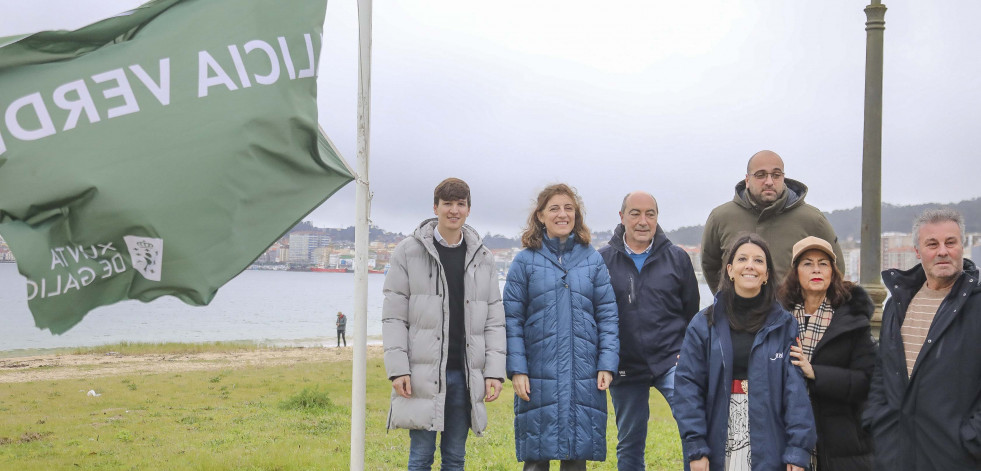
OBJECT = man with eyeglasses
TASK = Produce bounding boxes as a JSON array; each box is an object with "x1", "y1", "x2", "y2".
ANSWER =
[{"x1": 701, "y1": 150, "x2": 844, "y2": 293}]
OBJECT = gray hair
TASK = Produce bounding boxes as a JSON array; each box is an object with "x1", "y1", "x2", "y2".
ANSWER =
[{"x1": 912, "y1": 208, "x2": 966, "y2": 248}]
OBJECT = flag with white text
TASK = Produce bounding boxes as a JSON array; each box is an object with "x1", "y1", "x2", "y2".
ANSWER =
[{"x1": 0, "y1": 0, "x2": 353, "y2": 333}]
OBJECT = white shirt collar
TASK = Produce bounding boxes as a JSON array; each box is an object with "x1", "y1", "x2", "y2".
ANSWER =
[
  {"x1": 434, "y1": 227, "x2": 464, "y2": 248},
  {"x1": 623, "y1": 233, "x2": 653, "y2": 255}
]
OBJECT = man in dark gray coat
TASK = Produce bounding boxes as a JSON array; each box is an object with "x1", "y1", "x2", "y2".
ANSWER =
[{"x1": 864, "y1": 208, "x2": 981, "y2": 470}]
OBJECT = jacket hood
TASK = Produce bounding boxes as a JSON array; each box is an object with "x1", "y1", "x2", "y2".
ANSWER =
[
  {"x1": 412, "y1": 218, "x2": 483, "y2": 252},
  {"x1": 538, "y1": 233, "x2": 592, "y2": 268},
  {"x1": 825, "y1": 285, "x2": 874, "y2": 333},
  {"x1": 882, "y1": 258, "x2": 981, "y2": 298},
  {"x1": 843, "y1": 285, "x2": 875, "y2": 320},
  {"x1": 607, "y1": 223, "x2": 670, "y2": 255},
  {"x1": 732, "y1": 177, "x2": 809, "y2": 216}
]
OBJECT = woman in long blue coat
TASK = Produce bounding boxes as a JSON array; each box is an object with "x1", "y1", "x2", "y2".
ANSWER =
[{"x1": 504, "y1": 183, "x2": 619, "y2": 471}]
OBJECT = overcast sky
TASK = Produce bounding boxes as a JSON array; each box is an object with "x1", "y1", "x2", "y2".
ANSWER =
[{"x1": 3, "y1": 0, "x2": 979, "y2": 238}]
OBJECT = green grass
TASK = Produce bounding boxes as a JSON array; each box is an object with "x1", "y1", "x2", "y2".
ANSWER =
[{"x1": 0, "y1": 351, "x2": 682, "y2": 470}]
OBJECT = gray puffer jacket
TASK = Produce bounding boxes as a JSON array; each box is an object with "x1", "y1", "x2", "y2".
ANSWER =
[{"x1": 382, "y1": 219, "x2": 507, "y2": 434}]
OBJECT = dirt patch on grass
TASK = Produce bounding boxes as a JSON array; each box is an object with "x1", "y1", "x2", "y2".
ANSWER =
[
  {"x1": 0, "y1": 346, "x2": 383, "y2": 383},
  {"x1": 0, "y1": 431, "x2": 49, "y2": 445}
]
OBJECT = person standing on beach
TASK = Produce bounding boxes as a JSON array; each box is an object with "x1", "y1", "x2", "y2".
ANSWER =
[
  {"x1": 335, "y1": 312, "x2": 346, "y2": 347},
  {"x1": 863, "y1": 209, "x2": 981, "y2": 471},
  {"x1": 701, "y1": 150, "x2": 844, "y2": 293},
  {"x1": 382, "y1": 178, "x2": 506, "y2": 471},
  {"x1": 599, "y1": 191, "x2": 699, "y2": 470}
]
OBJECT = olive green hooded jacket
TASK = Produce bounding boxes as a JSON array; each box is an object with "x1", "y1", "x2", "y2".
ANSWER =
[{"x1": 701, "y1": 178, "x2": 844, "y2": 293}]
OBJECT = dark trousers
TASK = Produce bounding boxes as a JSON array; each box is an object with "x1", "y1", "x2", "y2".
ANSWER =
[
  {"x1": 609, "y1": 366, "x2": 678, "y2": 470},
  {"x1": 337, "y1": 329, "x2": 346, "y2": 347}
]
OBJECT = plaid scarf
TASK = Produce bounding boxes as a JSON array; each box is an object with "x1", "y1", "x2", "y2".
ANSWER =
[
  {"x1": 794, "y1": 298, "x2": 834, "y2": 471},
  {"x1": 793, "y1": 297, "x2": 834, "y2": 362}
]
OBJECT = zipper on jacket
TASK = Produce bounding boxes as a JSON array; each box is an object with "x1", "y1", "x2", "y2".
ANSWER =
[
  {"x1": 455, "y1": 245, "x2": 485, "y2": 429},
  {"x1": 429, "y1": 259, "x2": 439, "y2": 296},
  {"x1": 565, "y1": 268, "x2": 575, "y2": 447},
  {"x1": 460, "y1": 247, "x2": 486, "y2": 428},
  {"x1": 386, "y1": 404, "x2": 394, "y2": 432},
  {"x1": 628, "y1": 275, "x2": 635, "y2": 305},
  {"x1": 437, "y1": 263, "x2": 445, "y2": 395}
]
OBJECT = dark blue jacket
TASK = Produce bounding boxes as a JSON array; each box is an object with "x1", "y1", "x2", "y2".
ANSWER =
[
  {"x1": 599, "y1": 224, "x2": 699, "y2": 380},
  {"x1": 504, "y1": 236, "x2": 619, "y2": 462},
  {"x1": 863, "y1": 259, "x2": 981, "y2": 471},
  {"x1": 675, "y1": 296, "x2": 816, "y2": 471}
]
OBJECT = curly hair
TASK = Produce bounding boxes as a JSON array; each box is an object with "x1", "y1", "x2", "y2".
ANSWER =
[{"x1": 520, "y1": 183, "x2": 591, "y2": 249}]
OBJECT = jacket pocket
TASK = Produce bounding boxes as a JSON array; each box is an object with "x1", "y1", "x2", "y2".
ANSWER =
[{"x1": 960, "y1": 413, "x2": 981, "y2": 461}]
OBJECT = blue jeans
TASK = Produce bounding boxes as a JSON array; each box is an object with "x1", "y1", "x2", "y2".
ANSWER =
[
  {"x1": 609, "y1": 366, "x2": 677, "y2": 471},
  {"x1": 408, "y1": 369, "x2": 471, "y2": 470}
]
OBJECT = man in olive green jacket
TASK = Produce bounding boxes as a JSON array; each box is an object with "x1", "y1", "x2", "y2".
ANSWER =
[{"x1": 701, "y1": 150, "x2": 844, "y2": 293}]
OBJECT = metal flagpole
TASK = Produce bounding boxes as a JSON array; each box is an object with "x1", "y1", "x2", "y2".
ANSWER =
[{"x1": 351, "y1": 0, "x2": 372, "y2": 469}]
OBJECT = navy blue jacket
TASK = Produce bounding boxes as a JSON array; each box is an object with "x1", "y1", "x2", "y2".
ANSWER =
[
  {"x1": 504, "y1": 236, "x2": 619, "y2": 462},
  {"x1": 599, "y1": 224, "x2": 700, "y2": 380},
  {"x1": 863, "y1": 259, "x2": 981, "y2": 471},
  {"x1": 675, "y1": 296, "x2": 816, "y2": 471}
]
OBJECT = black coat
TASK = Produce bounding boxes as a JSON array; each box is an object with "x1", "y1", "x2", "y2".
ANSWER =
[
  {"x1": 599, "y1": 224, "x2": 700, "y2": 380},
  {"x1": 863, "y1": 259, "x2": 981, "y2": 471},
  {"x1": 798, "y1": 285, "x2": 876, "y2": 471}
]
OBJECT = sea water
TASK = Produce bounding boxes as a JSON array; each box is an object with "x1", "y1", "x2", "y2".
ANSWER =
[
  {"x1": 1, "y1": 263, "x2": 714, "y2": 354},
  {"x1": 0, "y1": 263, "x2": 385, "y2": 353}
]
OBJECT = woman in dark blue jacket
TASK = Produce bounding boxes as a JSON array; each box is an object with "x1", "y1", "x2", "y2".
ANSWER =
[
  {"x1": 504, "y1": 183, "x2": 619, "y2": 471},
  {"x1": 675, "y1": 233, "x2": 816, "y2": 471}
]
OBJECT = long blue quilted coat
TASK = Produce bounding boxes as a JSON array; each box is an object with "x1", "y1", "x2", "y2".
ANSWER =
[{"x1": 504, "y1": 236, "x2": 619, "y2": 462}]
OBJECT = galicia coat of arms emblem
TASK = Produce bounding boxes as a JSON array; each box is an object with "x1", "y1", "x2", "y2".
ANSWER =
[{"x1": 123, "y1": 236, "x2": 163, "y2": 281}]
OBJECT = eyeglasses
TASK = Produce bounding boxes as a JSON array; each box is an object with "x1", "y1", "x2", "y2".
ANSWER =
[{"x1": 750, "y1": 170, "x2": 784, "y2": 181}]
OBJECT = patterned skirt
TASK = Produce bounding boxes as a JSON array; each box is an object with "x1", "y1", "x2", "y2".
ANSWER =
[{"x1": 725, "y1": 380, "x2": 751, "y2": 471}]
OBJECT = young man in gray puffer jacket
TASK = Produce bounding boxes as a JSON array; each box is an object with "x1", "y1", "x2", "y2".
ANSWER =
[{"x1": 382, "y1": 178, "x2": 507, "y2": 471}]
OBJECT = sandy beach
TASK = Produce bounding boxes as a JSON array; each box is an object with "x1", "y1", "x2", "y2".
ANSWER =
[{"x1": 0, "y1": 345, "x2": 384, "y2": 384}]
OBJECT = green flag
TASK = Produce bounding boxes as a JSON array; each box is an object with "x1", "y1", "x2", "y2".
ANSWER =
[{"x1": 0, "y1": 0, "x2": 354, "y2": 334}]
